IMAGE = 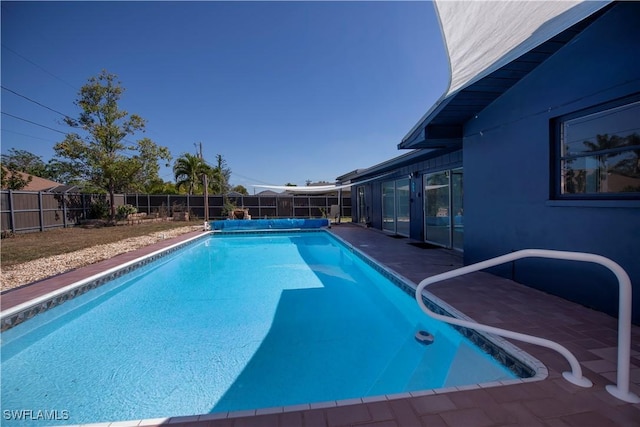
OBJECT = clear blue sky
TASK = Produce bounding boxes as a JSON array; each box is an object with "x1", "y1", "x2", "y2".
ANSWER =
[{"x1": 1, "y1": 1, "x2": 448, "y2": 190}]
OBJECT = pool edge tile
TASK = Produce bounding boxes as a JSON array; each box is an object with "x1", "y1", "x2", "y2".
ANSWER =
[
  {"x1": 335, "y1": 398, "x2": 363, "y2": 407},
  {"x1": 255, "y1": 406, "x2": 284, "y2": 415},
  {"x1": 137, "y1": 418, "x2": 171, "y2": 426},
  {"x1": 455, "y1": 384, "x2": 482, "y2": 391},
  {"x1": 227, "y1": 409, "x2": 256, "y2": 418},
  {"x1": 361, "y1": 395, "x2": 388, "y2": 403},
  {"x1": 197, "y1": 412, "x2": 229, "y2": 421},
  {"x1": 166, "y1": 415, "x2": 200, "y2": 424},
  {"x1": 432, "y1": 386, "x2": 459, "y2": 395},
  {"x1": 282, "y1": 403, "x2": 311, "y2": 413},
  {"x1": 409, "y1": 389, "x2": 436, "y2": 397},
  {"x1": 109, "y1": 420, "x2": 142, "y2": 427},
  {"x1": 309, "y1": 400, "x2": 337, "y2": 409},
  {"x1": 385, "y1": 392, "x2": 413, "y2": 400}
]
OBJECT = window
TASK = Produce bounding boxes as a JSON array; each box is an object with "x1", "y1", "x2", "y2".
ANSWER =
[{"x1": 555, "y1": 95, "x2": 640, "y2": 198}]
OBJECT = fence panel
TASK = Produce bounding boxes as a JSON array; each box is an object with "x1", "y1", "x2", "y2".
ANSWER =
[
  {"x1": 1, "y1": 190, "x2": 351, "y2": 233},
  {"x1": 0, "y1": 191, "x2": 10, "y2": 232}
]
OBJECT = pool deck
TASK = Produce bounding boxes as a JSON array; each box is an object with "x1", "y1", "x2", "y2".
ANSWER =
[{"x1": 2, "y1": 224, "x2": 639, "y2": 426}]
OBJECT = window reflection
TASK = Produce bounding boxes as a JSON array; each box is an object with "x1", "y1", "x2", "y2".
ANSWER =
[
  {"x1": 425, "y1": 171, "x2": 451, "y2": 248},
  {"x1": 396, "y1": 179, "x2": 410, "y2": 237},
  {"x1": 560, "y1": 100, "x2": 640, "y2": 195},
  {"x1": 382, "y1": 181, "x2": 395, "y2": 232},
  {"x1": 381, "y1": 179, "x2": 410, "y2": 236}
]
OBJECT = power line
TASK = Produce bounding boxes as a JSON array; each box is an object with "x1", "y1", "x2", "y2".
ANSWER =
[
  {"x1": 2, "y1": 86, "x2": 155, "y2": 147},
  {"x1": 1, "y1": 44, "x2": 78, "y2": 90},
  {"x1": 1, "y1": 112, "x2": 68, "y2": 135},
  {"x1": 1, "y1": 85, "x2": 72, "y2": 119},
  {"x1": 230, "y1": 170, "x2": 274, "y2": 185},
  {"x1": 196, "y1": 154, "x2": 272, "y2": 185},
  {"x1": 1, "y1": 128, "x2": 58, "y2": 142},
  {"x1": 1, "y1": 50, "x2": 166, "y2": 141},
  {"x1": 1, "y1": 85, "x2": 146, "y2": 146}
]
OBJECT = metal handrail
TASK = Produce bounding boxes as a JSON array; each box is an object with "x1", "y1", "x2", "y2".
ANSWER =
[{"x1": 415, "y1": 248, "x2": 640, "y2": 403}]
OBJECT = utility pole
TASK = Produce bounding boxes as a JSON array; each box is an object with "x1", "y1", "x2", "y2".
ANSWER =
[{"x1": 198, "y1": 142, "x2": 209, "y2": 222}]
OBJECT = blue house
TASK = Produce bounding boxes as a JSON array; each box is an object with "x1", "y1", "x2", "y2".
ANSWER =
[{"x1": 338, "y1": 1, "x2": 640, "y2": 322}]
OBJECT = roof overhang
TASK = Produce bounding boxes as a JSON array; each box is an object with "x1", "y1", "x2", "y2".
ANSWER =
[
  {"x1": 335, "y1": 148, "x2": 456, "y2": 183},
  {"x1": 399, "y1": 0, "x2": 612, "y2": 150}
]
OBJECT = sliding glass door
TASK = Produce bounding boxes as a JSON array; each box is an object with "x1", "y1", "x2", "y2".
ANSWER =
[
  {"x1": 356, "y1": 186, "x2": 368, "y2": 225},
  {"x1": 451, "y1": 168, "x2": 464, "y2": 250},
  {"x1": 424, "y1": 168, "x2": 463, "y2": 250},
  {"x1": 395, "y1": 179, "x2": 410, "y2": 237},
  {"x1": 424, "y1": 172, "x2": 450, "y2": 247},
  {"x1": 382, "y1": 181, "x2": 395, "y2": 232},
  {"x1": 381, "y1": 179, "x2": 410, "y2": 236}
]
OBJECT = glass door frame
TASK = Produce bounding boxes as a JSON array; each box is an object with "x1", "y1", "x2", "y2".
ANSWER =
[
  {"x1": 423, "y1": 168, "x2": 463, "y2": 251},
  {"x1": 356, "y1": 185, "x2": 368, "y2": 225},
  {"x1": 395, "y1": 178, "x2": 411, "y2": 237},
  {"x1": 381, "y1": 180, "x2": 396, "y2": 233},
  {"x1": 381, "y1": 179, "x2": 410, "y2": 236},
  {"x1": 424, "y1": 171, "x2": 451, "y2": 248}
]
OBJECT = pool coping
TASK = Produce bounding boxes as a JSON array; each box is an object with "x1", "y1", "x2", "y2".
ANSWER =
[{"x1": 0, "y1": 228, "x2": 549, "y2": 427}]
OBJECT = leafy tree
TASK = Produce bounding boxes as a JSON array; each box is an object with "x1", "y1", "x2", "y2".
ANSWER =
[
  {"x1": 208, "y1": 154, "x2": 231, "y2": 195},
  {"x1": 1, "y1": 149, "x2": 49, "y2": 178},
  {"x1": 53, "y1": 70, "x2": 170, "y2": 220},
  {"x1": 207, "y1": 167, "x2": 225, "y2": 195},
  {"x1": 46, "y1": 158, "x2": 89, "y2": 190},
  {"x1": 120, "y1": 137, "x2": 172, "y2": 193},
  {"x1": 174, "y1": 153, "x2": 209, "y2": 195},
  {"x1": 0, "y1": 164, "x2": 32, "y2": 190},
  {"x1": 145, "y1": 179, "x2": 180, "y2": 195},
  {"x1": 231, "y1": 185, "x2": 248, "y2": 195}
]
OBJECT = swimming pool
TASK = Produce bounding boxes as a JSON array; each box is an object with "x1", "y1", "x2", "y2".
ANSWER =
[{"x1": 1, "y1": 230, "x2": 541, "y2": 425}]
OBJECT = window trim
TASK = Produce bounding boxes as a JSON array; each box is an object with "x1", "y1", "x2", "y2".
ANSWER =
[{"x1": 551, "y1": 93, "x2": 640, "y2": 200}]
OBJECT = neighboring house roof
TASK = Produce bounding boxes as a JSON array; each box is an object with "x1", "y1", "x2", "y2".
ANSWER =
[
  {"x1": 251, "y1": 180, "x2": 353, "y2": 195},
  {"x1": 1, "y1": 169, "x2": 65, "y2": 192},
  {"x1": 254, "y1": 184, "x2": 350, "y2": 194},
  {"x1": 255, "y1": 190, "x2": 281, "y2": 196},
  {"x1": 399, "y1": 0, "x2": 613, "y2": 150}
]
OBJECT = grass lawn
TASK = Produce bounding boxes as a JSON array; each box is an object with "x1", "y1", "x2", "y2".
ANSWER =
[{"x1": 1, "y1": 221, "x2": 201, "y2": 267}]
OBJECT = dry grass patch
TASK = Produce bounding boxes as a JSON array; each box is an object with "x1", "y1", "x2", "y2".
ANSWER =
[{"x1": 1, "y1": 221, "x2": 202, "y2": 267}]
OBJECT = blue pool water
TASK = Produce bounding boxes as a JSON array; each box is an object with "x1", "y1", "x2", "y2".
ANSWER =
[{"x1": 1, "y1": 231, "x2": 518, "y2": 425}]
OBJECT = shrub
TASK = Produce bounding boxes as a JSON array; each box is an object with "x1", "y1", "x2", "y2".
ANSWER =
[
  {"x1": 116, "y1": 204, "x2": 138, "y2": 220},
  {"x1": 87, "y1": 199, "x2": 110, "y2": 219}
]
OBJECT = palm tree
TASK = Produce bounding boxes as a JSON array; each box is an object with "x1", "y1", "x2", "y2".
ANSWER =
[{"x1": 173, "y1": 153, "x2": 209, "y2": 195}]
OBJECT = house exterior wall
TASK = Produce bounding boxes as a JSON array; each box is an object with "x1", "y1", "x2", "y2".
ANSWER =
[
  {"x1": 462, "y1": 2, "x2": 640, "y2": 321},
  {"x1": 349, "y1": 150, "x2": 462, "y2": 241}
]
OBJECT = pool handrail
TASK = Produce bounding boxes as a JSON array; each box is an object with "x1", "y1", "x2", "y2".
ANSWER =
[{"x1": 415, "y1": 248, "x2": 640, "y2": 403}]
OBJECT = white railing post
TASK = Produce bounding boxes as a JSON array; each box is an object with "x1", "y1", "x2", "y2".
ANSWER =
[{"x1": 415, "y1": 249, "x2": 639, "y2": 403}]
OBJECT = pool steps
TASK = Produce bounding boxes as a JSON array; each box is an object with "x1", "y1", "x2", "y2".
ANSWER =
[{"x1": 415, "y1": 248, "x2": 640, "y2": 403}]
